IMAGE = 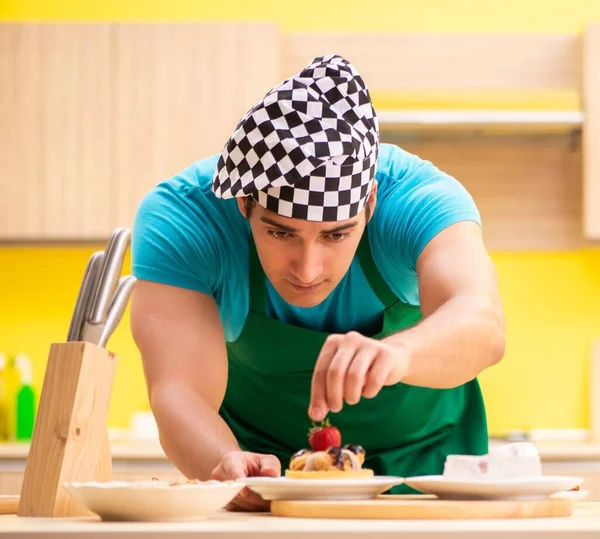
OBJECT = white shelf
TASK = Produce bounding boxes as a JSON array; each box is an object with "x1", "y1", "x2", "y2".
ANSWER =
[{"x1": 377, "y1": 109, "x2": 584, "y2": 127}]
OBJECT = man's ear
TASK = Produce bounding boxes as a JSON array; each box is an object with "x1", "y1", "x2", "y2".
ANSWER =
[
  {"x1": 237, "y1": 197, "x2": 248, "y2": 218},
  {"x1": 367, "y1": 181, "x2": 378, "y2": 222}
]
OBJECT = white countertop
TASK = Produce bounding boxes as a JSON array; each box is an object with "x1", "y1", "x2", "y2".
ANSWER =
[
  {"x1": 1, "y1": 440, "x2": 600, "y2": 463},
  {"x1": 2, "y1": 504, "x2": 600, "y2": 538}
]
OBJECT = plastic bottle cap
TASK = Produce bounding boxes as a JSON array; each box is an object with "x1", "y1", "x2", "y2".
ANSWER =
[{"x1": 15, "y1": 354, "x2": 32, "y2": 386}]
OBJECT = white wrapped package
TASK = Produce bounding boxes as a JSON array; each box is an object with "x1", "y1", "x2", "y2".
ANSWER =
[{"x1": 443, "y1": 442, "x2": 542, "y2": 481}]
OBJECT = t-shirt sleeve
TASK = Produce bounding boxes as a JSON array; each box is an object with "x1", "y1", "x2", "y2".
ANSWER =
[
  {"x1": 131, "y1": 183, "x2": 220, "y2": 296},
  {"x1": 375, "y1": 148, "x2": 482, "y2": 273}
]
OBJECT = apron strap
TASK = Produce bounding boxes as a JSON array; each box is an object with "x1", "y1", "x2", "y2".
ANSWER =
[
  {"x1": 248, "y1": 236, "x2": 267, "y2": 314},
  {"x1": 357, "y1": 227, "x2": 398, "y2": 309}
]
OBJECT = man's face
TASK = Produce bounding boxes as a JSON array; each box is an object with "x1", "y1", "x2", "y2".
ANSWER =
[{"x1": 239, "y1": 187, "x2": 377, "y2": 308}]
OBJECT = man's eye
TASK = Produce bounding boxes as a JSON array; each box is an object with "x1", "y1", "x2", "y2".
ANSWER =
[
  {"x1": 327, "y1": 233, "x2": 349, "y2": 242},
  {"x1": 268, "y1": 230, "x2": 290, "y2": 239}
]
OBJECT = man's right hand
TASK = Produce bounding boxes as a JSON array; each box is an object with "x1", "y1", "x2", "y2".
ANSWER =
[{"x1": 211, "y1": 451, "x2": 281, "y2": 512}]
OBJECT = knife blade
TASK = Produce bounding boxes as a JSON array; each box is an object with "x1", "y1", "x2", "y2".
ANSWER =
[
  {"x1": 66, "y1": 251, "x2": 104, "y2": 342},
  {"x1": 66, "y1": 252, "x2": 95, "y2": 342},
  {"x1": 97, "y1": 276, "x2": 137, "y2": 348},
  {"x1": 77, "y1": 251, "x2": 108, "y2": 342},
  {"x1": 88, "y1": 227, "x2": 132, "y2": 325}
]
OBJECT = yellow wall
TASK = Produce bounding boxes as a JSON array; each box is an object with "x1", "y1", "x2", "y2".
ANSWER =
[
  {"x1": 1, "y1": 248, "x2": 150, "y2": 428},
  {"x1": 2, "y1": 0, "x2": 600, "y2": 34},
  {"x1": 3, "y1": 246, "x2": 600, "y2": 432},
  {"x1": 2, "y1": 1, "x2": 600, "y2": 435}
]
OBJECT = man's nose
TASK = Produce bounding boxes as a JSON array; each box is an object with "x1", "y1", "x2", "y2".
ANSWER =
[{"x1": 291, "y1": 244, "x2": 324, "y2": 284}]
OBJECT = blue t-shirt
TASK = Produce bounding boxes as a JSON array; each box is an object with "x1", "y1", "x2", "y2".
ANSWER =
[{"x1": 131, "y1": 143, "x2": 481, "y2": 342}]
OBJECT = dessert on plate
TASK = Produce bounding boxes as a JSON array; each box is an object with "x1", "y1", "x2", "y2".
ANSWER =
[
  {"x1": 442, "y1": 442, "x2": 543, "y2": 481},
  {"x1": 285, "y1": 418, "x2": 374, "y2": 479}
]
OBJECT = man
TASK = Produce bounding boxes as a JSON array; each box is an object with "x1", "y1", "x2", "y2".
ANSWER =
[{"x1": 130, "y1": 54, "x2": 505, "y2": 511}]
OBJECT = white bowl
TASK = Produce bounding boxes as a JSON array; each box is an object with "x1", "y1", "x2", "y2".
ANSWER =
[{"x1": 63, "y1": 479, "x2": 244, "y2": 521}]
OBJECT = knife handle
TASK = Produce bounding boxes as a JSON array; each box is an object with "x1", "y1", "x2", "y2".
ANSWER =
[{"x1": 89, "y1": 227, "x2": 131, "y2": 325}]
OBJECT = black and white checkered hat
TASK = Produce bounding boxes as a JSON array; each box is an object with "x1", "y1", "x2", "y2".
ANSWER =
[{"x1": 211, "y1": 54, "x2": 379, "y2": 222}]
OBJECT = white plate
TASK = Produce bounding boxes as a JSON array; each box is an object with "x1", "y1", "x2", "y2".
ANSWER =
[
  {"x1": 404, "y1": 475, "x2": 584, "y2": 501},
  {"x1": 240, "y1": 476, "x2": 405, "y2": 501},
  {"x1": 63, "y1": 480, "x2": 244, "y2": 521},
  {"x1": 551, "y1": 489, "x2": 589, "y2": 502}
]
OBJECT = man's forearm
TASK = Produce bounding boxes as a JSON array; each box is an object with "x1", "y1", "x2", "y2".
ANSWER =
[
  {"x1": 384, "y1": 295, "x2": 505, "y2": 389},
  {"x1": 150, "y1": 382, "x2": 240, "y2": 480}
]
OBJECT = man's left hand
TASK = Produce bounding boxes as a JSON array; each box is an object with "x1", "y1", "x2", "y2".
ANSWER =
[{"x1": 308, "y1": 332, "x2": 409, "y2": 422}]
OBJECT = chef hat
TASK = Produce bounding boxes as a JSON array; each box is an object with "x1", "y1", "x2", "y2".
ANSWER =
[{"x1": 211, "y1": 54, "x2": 379, "y2": 222}]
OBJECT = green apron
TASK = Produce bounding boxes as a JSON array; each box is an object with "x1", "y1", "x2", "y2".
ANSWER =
[{"x1": 219, "y1": 228, "x2": 488, "y2": 494}]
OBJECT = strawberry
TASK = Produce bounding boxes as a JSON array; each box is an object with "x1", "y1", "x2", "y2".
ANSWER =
[{"x1": 308, "y1": 418, "x2": 342, "y2": 451}]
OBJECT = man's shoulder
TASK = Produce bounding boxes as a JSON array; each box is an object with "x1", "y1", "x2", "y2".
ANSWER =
[
  {"x1": 375, "y1": 143, "x2": 425, "y2": 182},
  {"x1": 132, "y1": 153, "x2": 250, "y2": 335},
  {"x1": 368, "y1": 142, "x2": 480, "y2": 278},
  {"x1": 374, "y1": 142, "x2": 477, "y2": 212},
  {"x1": 137, "y1": 153, "x2": 242, "y2": 226},
  {"x1": 133, "y1": 152, "x2": 247, "y2": 266},
  {"x1": 149, "y1": 154, "x2": 220, "y2": 199}
]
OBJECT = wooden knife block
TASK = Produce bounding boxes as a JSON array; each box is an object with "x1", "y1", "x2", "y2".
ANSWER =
[{"x1": 18, "y1": 341, "x2": 117, "y2": 517}]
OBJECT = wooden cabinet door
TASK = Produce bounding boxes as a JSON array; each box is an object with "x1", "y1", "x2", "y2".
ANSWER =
[
  {"x1": 0, "y1": 24, "x2": 113, "y2": 240},
  {"x1": 0, "y1": 22, "x2": 279, "y2": 240},
  {"x1": 111, "y1": 23, "x2": 280, "y2": 230}
]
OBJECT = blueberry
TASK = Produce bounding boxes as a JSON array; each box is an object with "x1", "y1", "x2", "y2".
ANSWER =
[
  {"x1": 327, "y1": 447, "x2": 344, "y2": 468},
  {"x1": 344, "y1": 444, "x2": 365, "y2": 456}
]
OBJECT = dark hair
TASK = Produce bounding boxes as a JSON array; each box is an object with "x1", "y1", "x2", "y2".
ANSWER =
[{"x1": 244, "y1": 197, "x2": 372, "y2": 222}]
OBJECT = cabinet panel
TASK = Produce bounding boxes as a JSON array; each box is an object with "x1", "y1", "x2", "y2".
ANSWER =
[
  {"x1": 583, "y1": 24, "x2": 600, "y2": 239},
  {"x1": 1, "y1": 23, "x2": 595, "y2": 246},
  {"x1": 0, "y1": 22, "x2": 279, "y2": 240},
  {"x1": 112, "y1": 23, "x2": 280, "y2": 230},
  {"x1": 39, "y1": 24, "x2": 113, "y2": 239},
  {"x1": 283, "y1": 33, "x2": 581, "y2": 91},
  {"x1": 0, "y1": 24, "x2": 113, "y2": 240},
  {"x1": 389, "y1": 133, "x2": 582, "y2": 250},
  {"x1": 0, "y1": 25, "x2": 43, "y2": 238}
]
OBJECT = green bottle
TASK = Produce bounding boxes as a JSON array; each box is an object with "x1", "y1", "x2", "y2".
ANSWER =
[{"x1": 15, "y1": 354, "x2": 35, "y2": 441}]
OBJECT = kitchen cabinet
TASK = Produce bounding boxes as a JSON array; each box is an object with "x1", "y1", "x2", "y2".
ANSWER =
[
  {"x1": 390, "y1": 133, "x2": 582, "y2": 250},
  {"x1": 283, "y1": 25, "x2": 600, "y2": 249},
  {"x1": 583, "y1": 24, "x2": 600, "y2": 240},
  {"x1": 110, "y1": 23, "x2": 280, "y2": 232},
  {"x1": 1, "y1": 23, "x2": 599, "y2": 246},
  {"x1": 0, "y1": 22, "x2": 279, "y2": 241},
  {"x1": 0, "y1": 24, "x2": 113, "y2": 240}
]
